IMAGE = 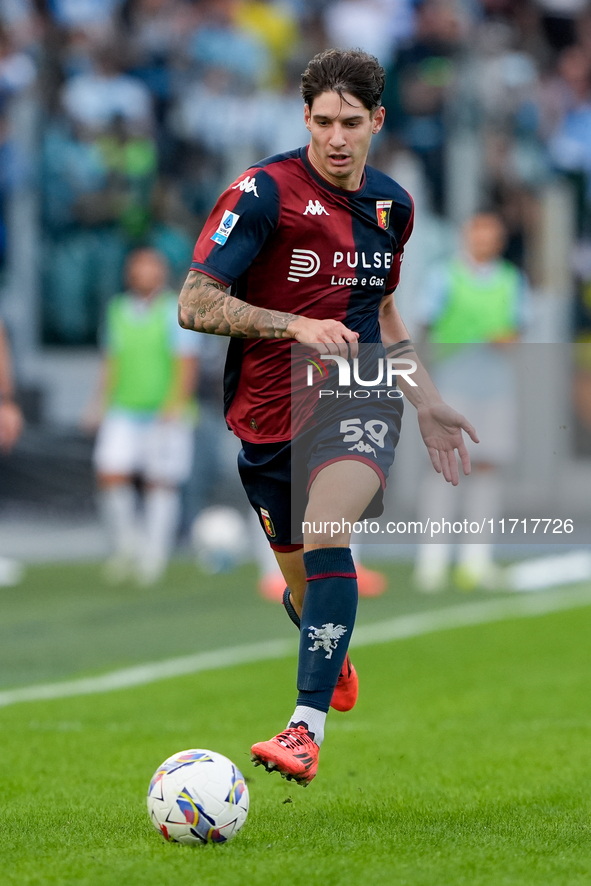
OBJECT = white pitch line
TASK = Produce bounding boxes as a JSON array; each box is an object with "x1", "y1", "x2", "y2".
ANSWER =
[{"x1": 1, "y1": 584, "x2": 591, "y2": 709}]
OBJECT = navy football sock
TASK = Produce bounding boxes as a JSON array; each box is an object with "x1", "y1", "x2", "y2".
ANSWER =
[
  {"x1": 282, "y1": 587, "x2": 301, "y2": 629},
  {"x1": 295, "y1": 547, "x2": 358, "y2": 714}
]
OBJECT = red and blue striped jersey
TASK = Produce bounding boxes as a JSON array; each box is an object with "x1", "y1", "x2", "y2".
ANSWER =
[{"x1": 191, "y1": 146, "x2": 414, "y2": 443}]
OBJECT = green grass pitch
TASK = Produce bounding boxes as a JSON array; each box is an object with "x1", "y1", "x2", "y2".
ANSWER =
[{"x1": 1, "y1": 561, "x2": 591, "y2": 885}]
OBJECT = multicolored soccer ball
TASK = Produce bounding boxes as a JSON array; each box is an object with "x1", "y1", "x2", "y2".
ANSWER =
[{"x1": 147, "y1": 749, "x2": 249, "y2": 845}]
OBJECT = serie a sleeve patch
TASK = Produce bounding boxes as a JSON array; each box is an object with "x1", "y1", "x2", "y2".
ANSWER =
[{"x1": 211, "y1": 210, "x2": 240, "y2": 246}]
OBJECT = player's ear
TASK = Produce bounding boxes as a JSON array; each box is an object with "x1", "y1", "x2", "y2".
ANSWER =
[
  {"x1": 371, "y1": 106, "x2": 385, "y2": 134},
  {"x1": 304, "y1": 103, "x2": 312, "y2": 131}
]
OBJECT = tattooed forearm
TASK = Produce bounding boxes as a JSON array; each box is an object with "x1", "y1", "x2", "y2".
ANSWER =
[
  {"x1": 196, "y1": 294, "x2": 226, "y2": 318},
  {"x1": 178, "y1": 270, "x2": 299, "y2": 339},
  {"x1": 232, "y1": 303, "x2": 250, "y2": 318}
]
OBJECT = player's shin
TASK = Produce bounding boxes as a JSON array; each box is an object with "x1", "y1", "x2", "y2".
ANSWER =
[{"x1": 289, "y1": 547, "x2": 358, "y2": 745}]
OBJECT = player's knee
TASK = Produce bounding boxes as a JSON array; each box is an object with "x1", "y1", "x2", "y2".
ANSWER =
[{"x1": 303, "y1": 519, "x2": 351, "y2": 547}]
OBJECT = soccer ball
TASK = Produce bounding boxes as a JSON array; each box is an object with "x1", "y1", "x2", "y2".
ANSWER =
[
  {"x1": 191, "y1": 506, "x2": 248, "y2": 573},
  {"x1": 147, "y1": 749, "x2": 249, "y2": 845}
]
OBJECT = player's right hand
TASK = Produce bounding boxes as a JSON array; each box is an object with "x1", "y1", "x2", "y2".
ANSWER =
[{"x1": 287, "y1": 316, "x2": 359, "y2": 357}]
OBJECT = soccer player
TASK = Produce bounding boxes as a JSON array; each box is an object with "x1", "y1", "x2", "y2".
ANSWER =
[
  {"x1": 178, "y1": 49, "x2": 478, "y2": 785},
  {"x1": 92, "y1": 248, "x2": 199, "y2": 585}
]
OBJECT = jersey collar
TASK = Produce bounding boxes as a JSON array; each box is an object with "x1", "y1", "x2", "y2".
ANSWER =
[{"x1": 300, "y1": 146, "x2": 367, "y2": 197}]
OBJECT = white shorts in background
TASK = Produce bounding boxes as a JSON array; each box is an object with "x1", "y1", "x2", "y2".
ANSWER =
[{"x1": 93, "y1": 411, "x2": 194, "y2": 485}]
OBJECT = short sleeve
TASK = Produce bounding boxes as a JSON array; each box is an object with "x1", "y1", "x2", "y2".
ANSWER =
[
  {"x1": 385, "y1": 196, "x2": 414, "y2": 294},
  {"x1": 191, "y1": 168, "x2": 279, "y2": 287}
]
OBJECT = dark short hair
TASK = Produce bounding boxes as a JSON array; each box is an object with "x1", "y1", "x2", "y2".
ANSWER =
[{"x1": 301, "y1": 49, "x2": 386, "y2": 113}]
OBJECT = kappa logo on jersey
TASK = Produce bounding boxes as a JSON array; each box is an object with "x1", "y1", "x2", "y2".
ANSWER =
[
  {"x1": 211, "y1": 209, "x2": 240, "y2": 246},
  {"x1": 287, "y1": 249, "x2": 321, "y2": 282},
  {"x1": 232, "y1": 175, "x2": 259, "y2": 197},
  {"x1": 303, "y1": 199, "x2": 329, "y2": 216},
  {"x1": 376, "y1": 200, "x2": 392, "y2": 229},
  {"x1": 260, "y1": 507, "x2": 276, "y2": 538}
]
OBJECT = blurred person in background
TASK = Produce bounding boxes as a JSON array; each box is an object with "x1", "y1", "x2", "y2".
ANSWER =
[
  {"x1": 90, "y1": 247, "x2": 200, "y2": 585},
  {"x1": 0, "y1": 21, "x2": 36, "y2": 95},
  {"x1": 122, "y1": 0, "x2": 192, "y2": 142},
  {"x1": 235, "y1": 0, "x2": 301, "y2": 89},
  {"x1": 323, "y1": 0, "x2": 416, "y2": 64},
  {"x1": 40, "y1": 112, "x2": 131, "y2": 343},
  {"x1": 0, "y1": 21, "x2": 36, "y2": 272},
  {"x1": 0, "y1": 315, "x2": 24, "y2": 586},
  {"x1": 187, "y1": 0, "x2": 272, "y2": 89},
  {"x1": 536, "y1": 0, "x2": 588, "y2": 53},
  {"x1": 544, "y1": 42, "x2": 591, "y2": 235},
  {"x1": 0, "y1": 0, "x2": 42, "y2": 50},
  {"x1": 414, "y1": 211, "x2": 530, "y2": 592},
  {"x1": 41, "y1": 39, "x2": 157, "y2": 344},
  {"x1": 382, "y1": 0, "x2": 468, "y2": 215},
  {"x1": 45, "y1": 0, "x2": 124, "y2": 41},
  {"x1": 40, "y1": 110, "x2": 158, "y2": 344},
  {"x1": 0, "y1": 316, "x2": 22, "y2": 455},
  {"x1": 60, "y1": 41, "x2": 153, "y2": 133}
]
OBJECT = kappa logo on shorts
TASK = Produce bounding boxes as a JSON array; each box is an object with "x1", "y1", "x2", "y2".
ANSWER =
[
  {"x1": 340, "y1": 418, "x2": 389, "y2": 459},
  {"x1": 232, "y1": 175, "x2": 259, "y2": 197},
  {"x1": 260, "y1": 507, "x2": 276, "y2": 538}
]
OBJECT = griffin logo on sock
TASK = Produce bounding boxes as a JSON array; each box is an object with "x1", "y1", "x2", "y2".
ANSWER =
[
  {"x1": 260, "y1": 507, "x2": 276, "y2": 538},
  {"x1": 308, "y1": 623, "x2": 347, "y2": 659}
]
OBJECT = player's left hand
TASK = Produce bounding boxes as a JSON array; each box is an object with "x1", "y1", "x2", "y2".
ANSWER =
[{"x1": 417, "y1": 401, "x2": 479, "y2": 485}]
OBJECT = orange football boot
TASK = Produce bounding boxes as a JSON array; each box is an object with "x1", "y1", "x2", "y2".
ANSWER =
[
  {"x1": 251, "y1": 725, "x2": 319, "y2": 786},
  {"x1": 330, "y1": 652, "x2": 358, "y2": 711}
]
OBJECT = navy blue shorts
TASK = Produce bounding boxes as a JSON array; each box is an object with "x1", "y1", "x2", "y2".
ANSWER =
[{"x1": 238, "y1": 397, "x2": 403, "y2": 550}]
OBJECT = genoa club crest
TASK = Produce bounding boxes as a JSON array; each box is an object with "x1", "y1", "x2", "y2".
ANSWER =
[
  {"x1": 260, "y1": 507, "x2": 276, "y2": 538},
  {"x1": 376, "y1": 200, "x2": 392, "y2": 229}
]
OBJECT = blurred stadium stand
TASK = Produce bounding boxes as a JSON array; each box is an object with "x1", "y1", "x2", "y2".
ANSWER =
[{"x1": 0, "y1": 0, "x2": 590, "y2": 560}]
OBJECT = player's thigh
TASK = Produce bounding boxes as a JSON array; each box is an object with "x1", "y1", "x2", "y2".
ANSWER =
[
  {"x1": 145, "y1": 419, "x2": 194, "y2": 486},
  {"x1": 237, "y1": 440, "x2": 303, "y2": 549},
  {"x1": 304, "y1": 459, "x2": 382, "y2": 547},
  {"x1": 93, "y1": 412, "x2": 143, "y2": 477},
  {"x1": 301, "y1": 399, "x2": 401, "y2": 546}
]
